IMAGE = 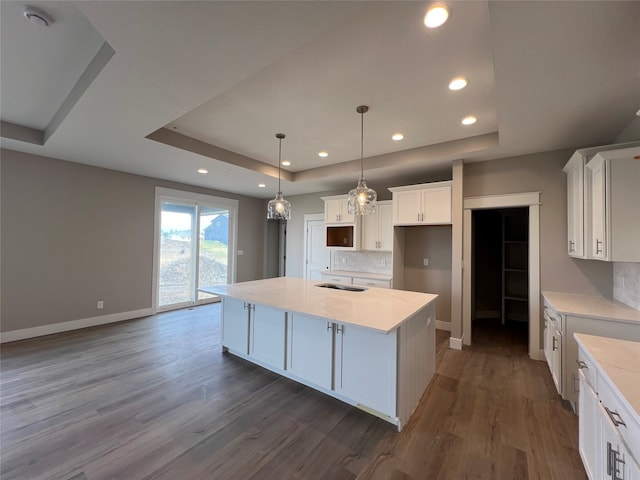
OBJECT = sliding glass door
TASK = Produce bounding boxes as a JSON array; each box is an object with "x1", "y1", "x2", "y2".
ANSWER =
[{"x1": 155, "y1": 188, "x2": 237, "y2": 311}]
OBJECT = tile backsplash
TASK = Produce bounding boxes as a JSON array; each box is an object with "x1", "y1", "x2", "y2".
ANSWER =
[
  {"x1": 613, "y1": 262, "x2": 640, "y2": 310},
  {"x1": 333, "y1": 251, "x2": 392, "y2": 275}
]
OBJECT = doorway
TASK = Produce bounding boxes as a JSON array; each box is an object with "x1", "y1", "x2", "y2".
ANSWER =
[
  {"x1": 462, "y1": 192, "x2": 540, "y2": 360},
  {"x1": 153, "y1": 187, "x2": 238, "y2": 312},
  {"x1": 303, "y1": 213, "x2": 330, "y2": 280},
  {"x1": 472, "y1": 207, "x2": 529, "y2": 350}
]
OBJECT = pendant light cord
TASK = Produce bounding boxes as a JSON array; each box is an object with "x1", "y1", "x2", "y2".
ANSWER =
[
  {"x1": 278, "y1": 136, "x2": 282, "y2": 193},
  {"x1": 360, "y1": 109, "x2": 364, "y2": 180}
]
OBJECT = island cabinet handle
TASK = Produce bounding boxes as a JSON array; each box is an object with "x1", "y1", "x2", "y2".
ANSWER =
[
  {"x1": 576, "y1": 360, "x2": 588, "y2": 369},
  {"x1": 336, "y1": 325, "x2": 343, "y2": 334},
  {"x1": 326, "y1": 321, "x2": 332, "y2": 332},
  {"x1": 605, "y1": 406, "x2": 627, "y2": 428},
  {"x1": 552, "y1": 336, "x2": 558, "y2": 351}
]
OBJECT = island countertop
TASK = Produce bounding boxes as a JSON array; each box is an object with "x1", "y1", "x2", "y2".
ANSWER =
[{"x1": 201, "y1": 277, "x2": 437, "y2": 334}]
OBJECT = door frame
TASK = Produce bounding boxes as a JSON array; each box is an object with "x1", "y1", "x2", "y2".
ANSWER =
[
  {"x1": 303, "y1": 213, "x2": 327, "y2": 280},
  {"x1": 462, "y1": 192, "x2": 541, "y2": 360},
  {"x1": 152, "y1": 187, "x2": 239, "y2": 313}
]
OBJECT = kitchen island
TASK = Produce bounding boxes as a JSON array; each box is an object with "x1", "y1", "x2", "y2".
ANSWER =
[{"x1": 201, "y1": 277, "x2": 438, "y2": 431}]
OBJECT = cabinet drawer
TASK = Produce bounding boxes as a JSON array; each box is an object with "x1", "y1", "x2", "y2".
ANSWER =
[
  {"x1": 352, "y1": 277, "x2": 391, "y2": 289},
  {"x1": 598, "y1": 374, "x2": 640, "y2": 457},
  {"x1": 321, "y1": 274, "x2": 352, "y2": 285},
  {"x1": 577, "y1": 348, "x2": 598, "y2": 393}
]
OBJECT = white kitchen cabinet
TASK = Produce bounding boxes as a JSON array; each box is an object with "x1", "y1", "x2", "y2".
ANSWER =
[
  {"x1": 286, "y1": 312, "x2": 333, "y2": 390},
  {"x1": 221, "y1": 297, "x2": 250, "y2": 354},
  {"x1": 249, "y1": 304, "x2": 286, "y2": 370},
  {"x1": 563, "y1": 152, "x2": 587, "y2": 258},
  {"x1": 334, "y1": 322, "x2": 396, "y2": 417},
  {"x1": 543, "y1": 304, "x2": 562, "y2": 394},
  {"x1": 322, "y1": 196, "x2": 355, "y2": 224},
  {"x1": 578, "y1": 366, "x2": 600, "y2": 480},
  {"x1": 389, "y1": 181, "x2": 452, "y2": 226},
  {"x1": 542, "y1": 293, "x2": 640, "y2": 412},
  {"x1": 586, "y1": 147, "x2": 640, "y2": 262},
  {"x1": 362, "y1": 201, "x2": 393, "y2": 251},
  {"x1": 351, "y1": 277, "x2": 391, "y2": 289}
]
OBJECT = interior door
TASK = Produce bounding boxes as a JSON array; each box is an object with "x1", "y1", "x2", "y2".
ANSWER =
[{"x1": 305, "y1": 219, "x2": 330, "y2": 280}]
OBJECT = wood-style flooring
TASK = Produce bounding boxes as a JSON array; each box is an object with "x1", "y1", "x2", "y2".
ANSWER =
[{"x1": 0, "y1": 306, "x2": 586, "y2": 480}]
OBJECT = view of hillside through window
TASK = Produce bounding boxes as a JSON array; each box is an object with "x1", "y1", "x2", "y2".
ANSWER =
[{"x1": 158, "y1": 202, "x2": 229, "y2": 308}]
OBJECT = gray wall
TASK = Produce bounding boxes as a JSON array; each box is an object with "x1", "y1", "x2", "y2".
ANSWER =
[
  {"x1": 464, "y1": 148, "x2": 613, "y2": 298},
  {"x1": 1, "y1": 149, "x2": 265, "y2": 333}
]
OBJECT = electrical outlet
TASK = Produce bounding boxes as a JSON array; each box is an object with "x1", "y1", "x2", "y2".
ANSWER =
[
  {"x1": 423, "y1": 258, "x2": 429, "y2": 266},
  {"x1": 97, "y1": 301, "x2": 104, "y2": 309}
]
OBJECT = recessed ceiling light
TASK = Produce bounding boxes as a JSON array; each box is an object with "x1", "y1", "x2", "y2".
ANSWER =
[
  {"x1": 258, "y1": 183, "x2": 266, "y2": 188},
  {"x1": 281, "y1": 160, "x2": 291, "y2": 166},
  {"x1": 449, "y1": 77, "x2": 468, "y2": 91},
  {"x1": 424, "y1": 5, "x2": 449, "y2": 28},
  {"x1": 197, "y1": 168, "x2": 208, "y2": 174},
  {"x1": 392, "y1": 133, "x2": 404, "y2": 141},
  {"x1": 461, "y1": 116, "x2": 477, "y2": 125},
  {"x1": 318, "y1": 151, "x2": 329, "y2": 158}
]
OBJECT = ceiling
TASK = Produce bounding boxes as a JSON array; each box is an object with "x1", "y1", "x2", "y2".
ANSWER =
[{"x1": 1, "y1": 1, "x2": 639, "y2": 198}]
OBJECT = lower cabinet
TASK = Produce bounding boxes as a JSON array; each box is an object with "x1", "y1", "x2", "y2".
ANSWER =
[
  {"x1": 578, "y1": 369, "x2": 600, "y2": 480},
  {"x1": 221, "y1": 297, "x2": 250, "y2": 354},
  {"x1": 334, "y1": 322, "x2": 396, "y2": 417},
  {"x1": 287, "y1": 312, "x2": 396, "y2": 417},
  {"x1": 287, "y1": 312, "x2": 333, "y2": 390},
  {"x1": 577, "y1": 341, "x2": 640, "y2": 480},
  {"x1": 250, "y1": 304, "x2": 286, "y2": 371},
  {"x1": 543, "y1": 307, "x2": 562, "y2": 394}
]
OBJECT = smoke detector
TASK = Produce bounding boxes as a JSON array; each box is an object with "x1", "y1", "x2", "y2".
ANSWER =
[{"x1": 23, "y1": 6, "x2": 53, "y2": 27}]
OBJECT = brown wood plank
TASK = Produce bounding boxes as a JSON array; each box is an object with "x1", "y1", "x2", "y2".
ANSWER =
[{"x1": 0, "y1": 307, "x2": 587, "y2": 480}]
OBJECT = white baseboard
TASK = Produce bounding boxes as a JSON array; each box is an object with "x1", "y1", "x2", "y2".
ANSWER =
[
  {"x1": 0, "y1": 308, "x2": 154, "y2": 343},
  {"x1": 435, "y1": 320, "x2": 451, "y2": 331},
  {"x1": 449, "y1": 336, "x2": 463, "y2": 350}
]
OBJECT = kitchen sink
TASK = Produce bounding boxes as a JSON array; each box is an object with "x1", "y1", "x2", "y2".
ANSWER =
[{"x1": 315, "y1": 283, "x2": 367, "y2": 292}]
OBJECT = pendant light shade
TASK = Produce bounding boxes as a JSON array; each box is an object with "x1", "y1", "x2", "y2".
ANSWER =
[
  {"x1": 347, "y1": 105, "x2": 377, "y2": 215},
  {"x1": 267, "y1": 133, "x2": 291, "y2": 221}
]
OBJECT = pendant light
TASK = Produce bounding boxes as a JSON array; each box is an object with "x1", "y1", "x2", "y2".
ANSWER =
[
  {"x1": 347, "y1": 105, "x2": 377, "y2": 215},
  {"x1": 267, "y1": 133, "x2": 291, "y2": 221}
]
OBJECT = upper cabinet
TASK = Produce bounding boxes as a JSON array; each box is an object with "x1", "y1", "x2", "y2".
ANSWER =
[
  {"x1": 586, "y1": 147, "x2": 640, "y2": 262},
  {"x1": 563, "y1": 152, "x2": 586, "y2": 258},
  {"x1": 562, "y1": 142, "x2": 640, "y2": 261},
  {"x1": 322, "y1": 196, "x2": 355, "y2": 224},
  {"x1": 388, "y1": 181, "x2": 452, "y2": 226},
  {"x1": 362, "y1": 201, "x2": 393, "y2": 251}
]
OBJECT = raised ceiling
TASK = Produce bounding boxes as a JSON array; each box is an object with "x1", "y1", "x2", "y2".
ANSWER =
[{"x1": 1, "y1": 1, "x2": 638, "y2": 198}]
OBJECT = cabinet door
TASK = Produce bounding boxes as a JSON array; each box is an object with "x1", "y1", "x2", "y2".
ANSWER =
[
  {"x1": 421, "y1": 186, "x2": 452, "y2": 224},
  {"x1": 590, "y1": 159, "x2": 607, "y2": 260},
  {"x1": 334, "y1": 323, "x2": 396, "y2": 417},
  {"x1": 222, "y1": 297, "x2": 249, "y2": 354},
  {"x1": 287, "y1": 312, "x2": 333, "y2": 389},
  {"x1": 325, "y1": 199, "x2": 341, "y2": 223},
  {"x1": 578, "y1": 370, "x2": 600, "y2": 480},
  {"x1": 566, "y1": 162, "x2": 585, "y2": 257},
  {"x1": 362, "y1": 209, "x2": 380, "y2": 250},
  {"x1": 339, "y1": 199, "x2": 355, "y2": 224},
  {"x1": 394, "y1": 190, "x2": 421, "y2": 225},
  {"x1": 551, "y1": 328, "x2": 562, "y2": 394},
  {"x1": 249, "y1": 304, "x2": 286, "y2": 370},
  {"x1": 378, "y1": 203, "x2": 393, "y2": 250}
]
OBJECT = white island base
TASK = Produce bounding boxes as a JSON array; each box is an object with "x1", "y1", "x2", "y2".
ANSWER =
[{"x1": 203, "y1": 277, "x2": 438, "y2": 431}]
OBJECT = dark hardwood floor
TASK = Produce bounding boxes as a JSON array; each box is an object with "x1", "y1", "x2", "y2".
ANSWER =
[{"x1": 0, "y1": 306, "x2": 586, "y2": 480}]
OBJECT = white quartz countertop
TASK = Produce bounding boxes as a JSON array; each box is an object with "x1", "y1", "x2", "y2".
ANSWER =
[
  {"x1": 542, "y1": 291, "x2": 640, "y2": 324},
  {"x1": 201, "y1": 277, "x2": 436, "y2": 334},
  {"x1": 323, "y1": 270, "x2": 393, "y2": 281},
  {"x1": 574, "y1": 333, "x2": 640, "y2": 419}
]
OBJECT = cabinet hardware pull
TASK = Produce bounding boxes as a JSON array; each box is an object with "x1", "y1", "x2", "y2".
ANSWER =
[
  {"x1": 576, "y1": 360, "x2": 588, "y2": 369},
  {"x1": 596, "y1": 239, "x2": 603, "y2": 254},
  {"x1": 326, "y1": 321, "x2": 332, "y2": 332},
  {"x1": 607, "y1": 442, "x2": 613, "y2": 476},
  {"x1": 336, "y1": 325, "x2": 343, "y2": 334},
  {"x1": 572, "y1": 373, "x2": 579, "y2": 393},
  {"x1": 605, "y1": 406, "x2": 627, "y2": 428},
  {"x1": 569, "y1": 240, "x2": 575, "y2": 252},
  {"x1": 552, "y1": 336, "x2": 558, "y2": 351}
]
